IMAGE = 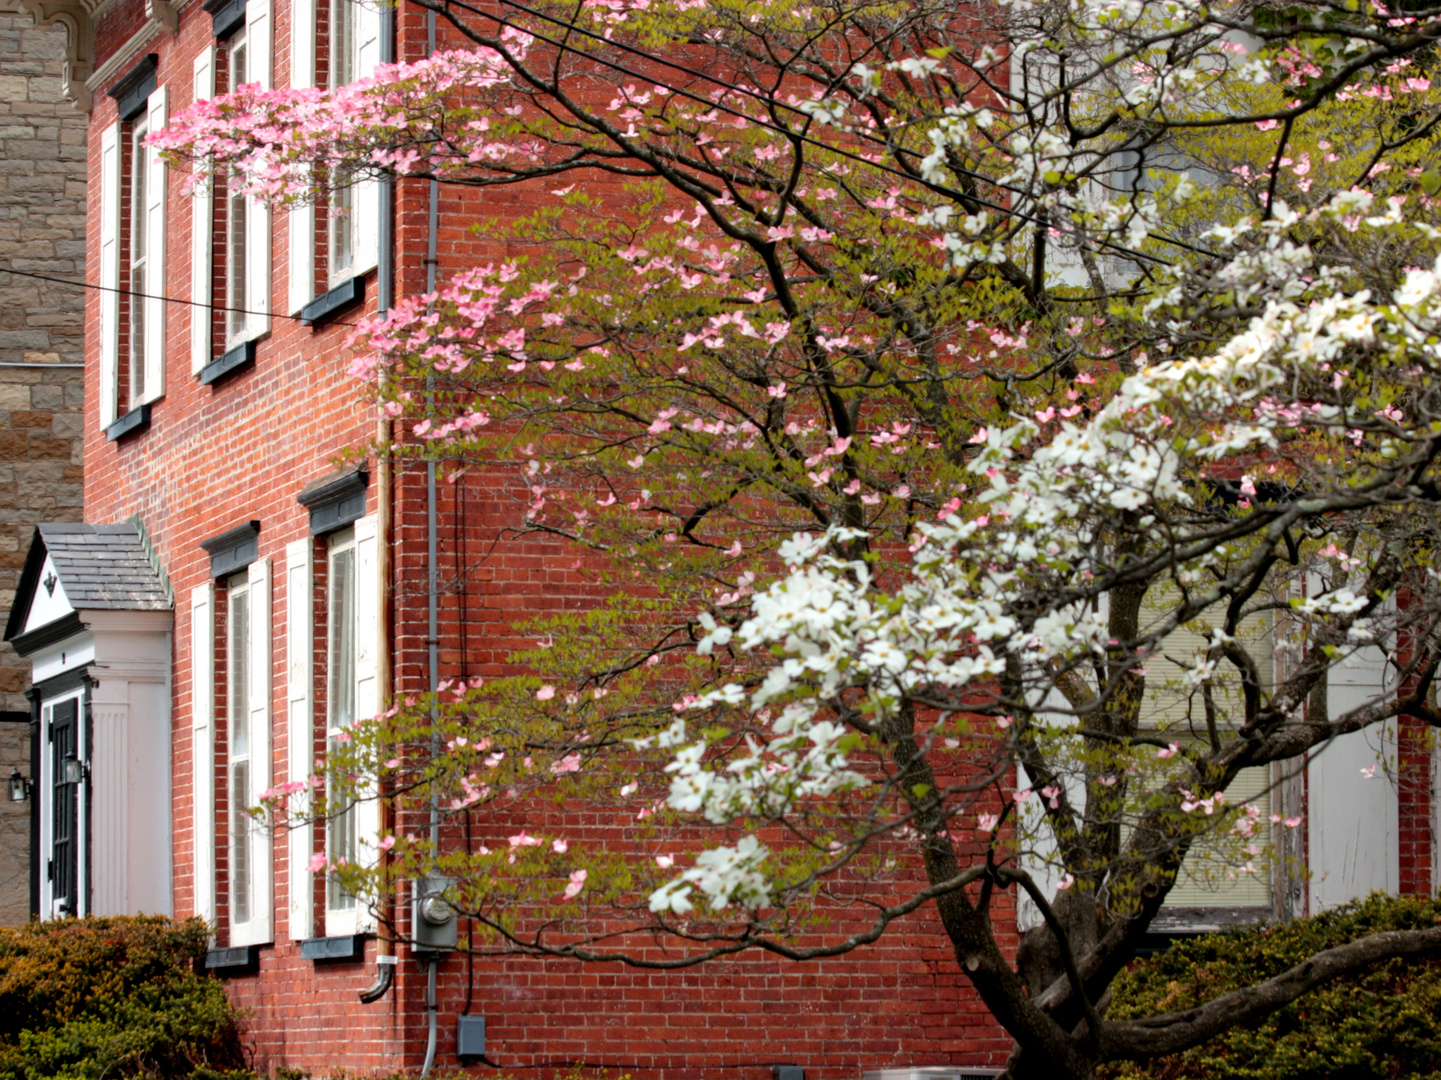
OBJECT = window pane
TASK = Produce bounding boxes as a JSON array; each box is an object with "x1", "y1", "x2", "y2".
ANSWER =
[
  {"x1": 329, "y1": 546, "x2": 355, "y2": 729},
  {"x1": 330, "y1": 181, "x2": 354, "y2": 284},
  {"x1": 232, "y1": 758, "x2": 250, "y2": 925},
  {"x1": 327, "y1": 754, "x2": 356, "y2": 911},
  {"x1": 131, "y1": 125, "x2": 147, "y2": 254},
  {"x1": 129, "y1": 121, "x2": 148, "y2": 404},
  {"x1": 332, "y1": 0, "x2": 353, "y2": 88},
  {"x1": 229, "y1": 583, "x2": 250, "y2": 928},
  {"x1": 231, "y1": 36, "x2": 247, "y2": 86},
  {"x1": 226, "y1": 32, "x2": 249, "y2": 343},
  {"x1": 227, "y1": 188, "x2": 248, "y2": 340},
  {"x1": 327, "y1": 538, "x2": 357, "y2": 913},
  {"x1": 130, "y1": 257, "x2": 146, "y2": 403},
  {"x1": 230, "y1": 589, "x2": 249, "y2": 757}
]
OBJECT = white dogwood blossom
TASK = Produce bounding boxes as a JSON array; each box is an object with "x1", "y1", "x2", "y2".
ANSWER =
[{"x1": 649, "y1": 234, "x2": 1441, "y2": 913}]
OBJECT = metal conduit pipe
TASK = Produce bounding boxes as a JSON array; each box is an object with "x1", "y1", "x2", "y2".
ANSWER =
[
  {"x1": 362, "y1": 0, "x2": 400, "y2": 1008},
  {"x1": 418, "y1": 10, "x2": 446, "y2": 1079},
  {"x1": 421, "y1": 956, "x2": 440, "y2": 1077},
  {"x1": 425, "y1": 0, "x2": 442, "y2": 857}
]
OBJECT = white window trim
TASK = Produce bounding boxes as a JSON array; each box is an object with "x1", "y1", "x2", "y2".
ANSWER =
[
  {"x1": 191, "y1": 582, "x2": 216, "y2": 927},
  {"x1": 222, "y1": 27, "x2": 252, "y2": 352},
  {"x1": 244, "y1": 0, "x2": 273, "y2": 342},
  {"x1": 1306, "y1": 597, "x2": 1399, "y2": 912},
  {"x1": 323, "y1": 513, "x2": 380, "y2": 936},
  {"x1": 287, "y1": 0, "x2": 317, "y2": 314},
  {"x1": 231, "y1": 557, "x2": 273, "y2": 947},
  {"x1": 286, "y1": 537, "x2": 315, "y2": 940},
  {"x1": 139, "y1": 85, "x2": 167, "y2": 406},
  {"x1": 226, "y1": 572, "x2": 255, "y2": 939},
  {"x1": 194, "y1": 560, "x2": 273, "y2": 949},
  {"x1": 98, "y1": 83, "x2": 168, "y2": 430},
  {"x1": 98, "y1": 121, "x2": 121, "y2": 430},
  {"x1": 206, "y1": 0, "x2": 272, "y2": 350},
  {"x1": 128, "y1": 115, "x2": 150, "y2": 408},
  {"x1": 288, "y1": 0, "x2": 378, "y2": 313},
  {"x1": 191, "y1": 47, "x2": 216, "y2": 375},
  {"x1": 323, "y1": 527, "x2": 359, "y2": 936}
]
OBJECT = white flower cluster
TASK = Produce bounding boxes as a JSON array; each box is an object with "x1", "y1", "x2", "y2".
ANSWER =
[
  {"x1": 647, "y1": 835, "x2": 773, "y2": 913},
  {"x1": 646, "y1": 240, "x2": 1441, "y2": 914}
]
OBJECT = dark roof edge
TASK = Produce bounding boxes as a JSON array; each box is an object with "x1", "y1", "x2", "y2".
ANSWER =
[
  {"x1": 10, "y1": 611, "x2": 85, "y2": 658},
  {"x1": 4, "y1": 527, "x2": 47, "y2": 643},
  {"x1": 127, "y1": 513, "x2": 174, "y2": 607}
]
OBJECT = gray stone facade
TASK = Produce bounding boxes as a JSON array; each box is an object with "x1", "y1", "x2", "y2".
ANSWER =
[{"x1": 0, "y1": 0, "x2": 86, "y2": 927}]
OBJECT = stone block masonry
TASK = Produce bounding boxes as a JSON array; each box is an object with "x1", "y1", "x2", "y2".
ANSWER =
[{"x1": 0, "y1": 0, "x2": 86, "y2": 927}]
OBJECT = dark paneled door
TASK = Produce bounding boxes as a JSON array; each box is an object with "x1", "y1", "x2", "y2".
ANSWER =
[{"x1": 48, "y1": 697, "x2": 78, "y2": 917}]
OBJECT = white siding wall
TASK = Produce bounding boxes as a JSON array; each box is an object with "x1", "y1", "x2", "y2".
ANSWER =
[{"x1": 1308, "y1": 643, "x2": 1398, "y2": 910}]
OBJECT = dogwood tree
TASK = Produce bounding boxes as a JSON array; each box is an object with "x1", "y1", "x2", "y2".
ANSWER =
[{"x1": 156, "y1": 0, "x2": 1441, "y2": 1075}]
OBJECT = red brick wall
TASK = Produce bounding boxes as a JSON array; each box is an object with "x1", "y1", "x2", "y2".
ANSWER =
[
  {"x1": 80, "y1": 2, "x2": 1016, "y2": 1076},
  {"x1": 93, "y1": 1, "x2": 149, "y2": 75}
]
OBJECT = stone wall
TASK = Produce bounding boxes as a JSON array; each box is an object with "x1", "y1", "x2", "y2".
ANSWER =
[{"x1": 0, "y1": 0, "x2": 86, "y2": 926}]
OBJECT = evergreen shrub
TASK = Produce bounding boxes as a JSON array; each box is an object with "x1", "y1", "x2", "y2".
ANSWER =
[
  {"x1": 1105, "y1": 893, "x2": 1441, "y2": 1080},
  {"x1": 0, "y1": 915, "x2": 250, "y2": 1080}
]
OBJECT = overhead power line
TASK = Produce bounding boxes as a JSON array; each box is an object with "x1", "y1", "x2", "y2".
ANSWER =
[
  {"x1": 5, "y1": 9, "x2": 1204, "y2": 325},
  {"x1": 423, "y1": 0, "x2": 1215, "y2": 266},
  {"x1": 0, "y1": 265, "x2": 359, "y2": 328},
  {"x1": 494, "y1": 0, "x2": 1218, "y2": 260}
]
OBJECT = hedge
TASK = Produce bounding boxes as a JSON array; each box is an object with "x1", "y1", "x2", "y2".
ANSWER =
[
  {"x1": 0, "y1": 915, "x2": 251, "y2": 1080},
  {"x1": 1104, "y1": 893, "x2": 1441, "y2": 1080}
]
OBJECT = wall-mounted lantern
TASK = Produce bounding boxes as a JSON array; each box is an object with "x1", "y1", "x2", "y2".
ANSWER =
[
  {"x1": 62, "y1": 753, "x2": 87, "y2": 785},
  {"x1": 7, "y1": 768, "x2": 29, "y2": 802}
]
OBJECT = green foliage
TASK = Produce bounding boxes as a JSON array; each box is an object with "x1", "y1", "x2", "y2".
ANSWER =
[
  {"x1": 1105, "y1": 894, "x2": 1441, "y2": 1080},
  {"x1": 0, "y1": 916, "x2": 251, "y2": 1080}
]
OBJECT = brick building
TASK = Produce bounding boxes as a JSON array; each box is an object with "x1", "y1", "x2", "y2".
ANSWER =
[
  {"x1": 0, "y1": 0, "x2": 1429, "y2": 1074},
  {"x1": 0, "y1": 0, "x2": 1015, "y2": 1073},
  {"x1": 0, "y1": 0, "x2": 85, "y2": 928}
]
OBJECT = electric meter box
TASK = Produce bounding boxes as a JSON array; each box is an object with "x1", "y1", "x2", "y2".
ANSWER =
[{"x1": 412, "y1": 874, "x2": 458, "y2": 952}]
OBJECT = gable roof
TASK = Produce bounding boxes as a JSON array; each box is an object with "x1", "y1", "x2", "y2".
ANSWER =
[{"x1": 4, "y1": 523, "x2": 172, "y2": 646}]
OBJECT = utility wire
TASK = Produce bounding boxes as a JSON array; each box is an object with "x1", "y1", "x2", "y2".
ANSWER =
[
  {"x1": 9, "y1": 11, "x2": 1205, "y2": 318},
  {"x1": 423, "y1": 0, "x2": 1197, "y2": 267},
  {"x1": 489, "y1": 0, "x2": 1219, "y2": 260},
  {"x1": 0, "y1": 264, "x2": 360, "y2": 328}
]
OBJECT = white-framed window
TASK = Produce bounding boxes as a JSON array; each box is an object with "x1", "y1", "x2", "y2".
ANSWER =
[
  {"x1": 191, "y1": 557, "x2": 273, "y2": 946},
  {"x1": 1136, "y1": 611, "x2": 1278, "y2": 912},
  {"x1": 286, "y1": 513, "x2": 379, "y2": 941},
  {"x1": 324, "y1": 0, "x2": 358, "y2": 288},
  {"x1": 99, "y1": 86, "x2": 167, "y2": 430},
  {"x1": 325, "y1": 527, "x2": 358, "y2": 924},
  {"x1": 287, "y1": 0, "x2": 379, "y2": 314},
  {"x1": 224, "y1": 28, "x2": 250, "y2": 347},
  {"x1": 127, "y1": 117, "x2": 150, "y2": 406},
  {"x1": 226, "y1": 571, "x2": 253, "y2": 931},
  {"x1": 38, "y1": 688, "x2": 87, "y2": 919},
  {"x1": 1016, "y1": 596, "x2": 1283, "y2": 933},
  {"x1": 190, "y1": 0, "x2": 272, "y2": 376}
]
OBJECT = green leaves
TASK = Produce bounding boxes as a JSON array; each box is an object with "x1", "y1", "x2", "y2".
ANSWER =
[
  {"x1": 0, "y1": 917, "x2": 249, "y2": 1080},
  {"x1": 1106, "y1": 895, "x2": 1441, "y2": 1080}
]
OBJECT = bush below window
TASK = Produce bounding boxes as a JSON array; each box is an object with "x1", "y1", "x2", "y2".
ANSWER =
[
  {"x1": 0, "y1": 915, "x2": 251, "y2": 1080},
  {"x1": 1105, "y1": 894, "x2": 1441, "y2": 1080}
]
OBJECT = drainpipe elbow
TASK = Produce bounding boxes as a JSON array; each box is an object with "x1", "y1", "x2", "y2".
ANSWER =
[{"x1": 359, "y1": 954, "x2": 399, "y2": 1004}]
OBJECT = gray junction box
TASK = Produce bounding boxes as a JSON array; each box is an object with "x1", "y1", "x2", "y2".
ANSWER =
[{"x1": 457, "y1": 1014, "x2": 486, "y2": 1058}]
